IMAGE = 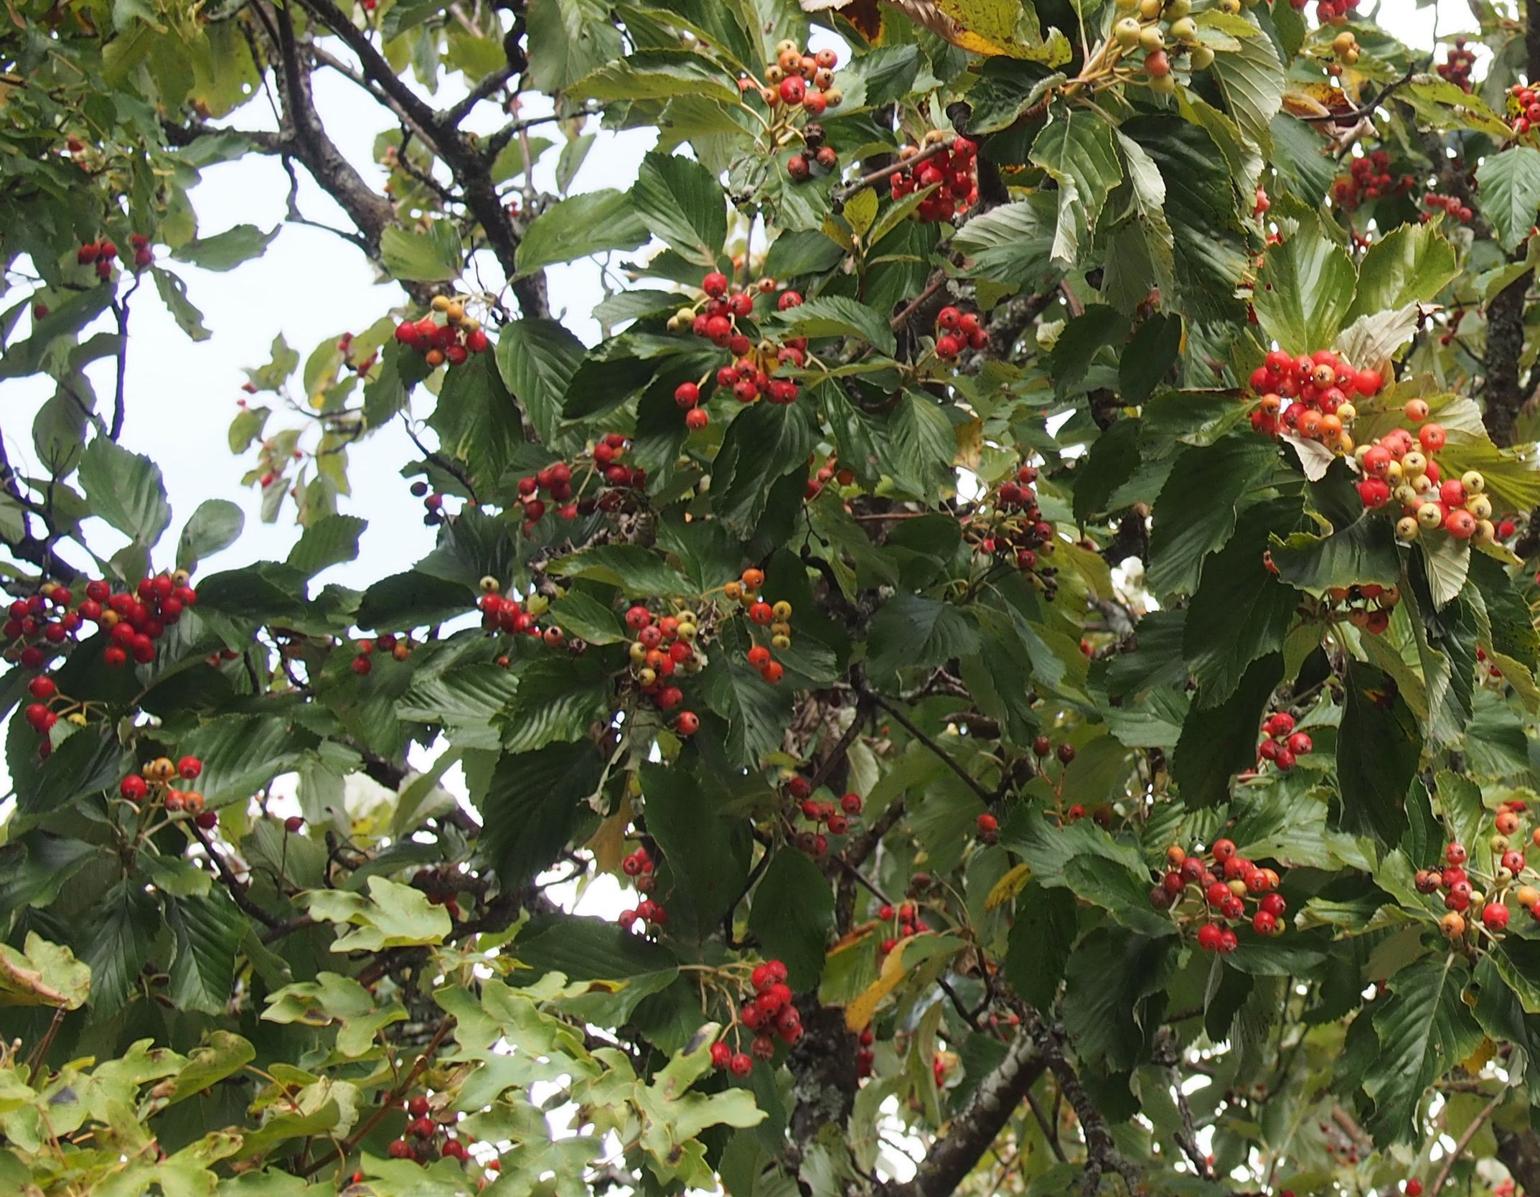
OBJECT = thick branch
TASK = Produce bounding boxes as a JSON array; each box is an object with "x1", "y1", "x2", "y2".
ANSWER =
[{"x1": 888, "y1": 1032, "x2": 1046, "y2": 1197}]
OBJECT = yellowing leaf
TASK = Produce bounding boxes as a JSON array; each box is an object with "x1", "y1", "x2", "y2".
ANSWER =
[
  {"x1": 1461, "y1": 1035, "x2": 1496, "y2": 1073},
  {"x1": 843, "y1": 932, "x2": 965, "y2": 1030},
  {"x1": 986, "y1": 862, "x2": 1032, "y2": 910}
]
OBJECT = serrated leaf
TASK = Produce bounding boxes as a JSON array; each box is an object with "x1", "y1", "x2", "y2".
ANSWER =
[
  {"x1": 1253, "y1": 217, "x2": 1357, "y2": 353},
  {"x1": 1030, "y1": 106, "x2": 1123, "y2": 267},
  {"x1": 516, "y1": 190, "x2": 650, "y2": 276},
  {"x1": 1476, "y1": 146, "x2": 1540, "y2": 254},
  {"x1": 167, "y1": 892, "x2": 245, "y2": 1015},
  {"x1": 768, "y1": 295, "x2": 896, "y2": 356},
  {"x1": 379, "y1": 222, "x2": 462, "y2": 283},
  {"x1": 78, "y1": 436, "x2": 173, "y2": 545},
  {"x1": 630, "y1": 151, "x2": 728, "y2": 267},
  {"x1": 306, "y1": 876, "x2": 452, "y2": 951},
  {"x1": 494, "y1": 318, "x2": 585, "y2": 445},
  {"x1": 1338, "y1": 659, "x2": 1420, "y2": 844},
  {"x1": 1347, "y1": 223, "x2": 1459, "y2": 322},
  {"x1": 170, "y1": 223, "x2": 276, "y2": 271},
  {"x1": 176, "y1": 499, "x2": 243, "y2": 570},
  {"x1": 1209, "y1": 20, "x2": 1285, "y2": 151}
]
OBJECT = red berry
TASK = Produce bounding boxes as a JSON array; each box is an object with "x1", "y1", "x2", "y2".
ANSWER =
[
  {"x1": 177, "y1": 755, "x2": 202, "y2": 779},
  {"x1": 729, "y1": 1051, "x2": 753, "y2": 1076},
  {"x1": 284, "y1": 816, "x2": 305, "y2": 833},
  {"x1": 702, "y1": 271, "x2": 729, "y2": 298}
]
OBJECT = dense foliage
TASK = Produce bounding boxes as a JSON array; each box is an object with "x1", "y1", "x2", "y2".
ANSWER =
[{"x1": 9, "y1": 0, "x2": 1540, "y2": 1192}]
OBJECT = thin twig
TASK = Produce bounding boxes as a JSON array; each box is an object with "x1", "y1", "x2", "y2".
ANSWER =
[
  {"x1": 833, "y1": 138, "x2": 954, "y2": 206},
  {"x1": 866, "y1": 691, "x2": 994, "y2": 804},
  {"x1": 1428, "y1": 1088, "x2": 1507, "y2": 1197},
  {"x1": 1297, "y1": 65, "x2": 1420, "y2": 123}
]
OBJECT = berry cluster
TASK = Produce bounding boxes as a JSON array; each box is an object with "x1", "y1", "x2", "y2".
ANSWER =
[
  {"x1": 1255, "y1": 711, "x2": 1312, "y2": 772},
  {"x1": 804, "y1": 455, "x2": 854, "y2": 501},
  {"x1": 476, "y1": 577, "x2": 551, "y2": 644},
  {"x1": 785, "y1": 776, "x2": 863, "y2": 858},
  {"x1": 624, "y1": 603, "x2": 704, "y2": 734},
  {"x1": 618, "y1": 845, "x2": 666, "y2": 934},
  {"x1": 889, "y1": 135, "x2": 979, "y2": 222},
  {"x1": 347, "y1": 632, "x2": 414, "y2": 676},
  {"x1": 1289, "y1": 0, "x2": 1357, "y2": 23},
  {"x1": 708, "y1": 959, "x2": 802, "y2": 1076},
  {"x1": 1148, "y1": 840, "x2": 1288, "y2": 952},
  {"x1": 386, "y1": 1094, "x2": 478, "y2": 1165},
  {"x1": 1246, "y1": 347, "x2": 1381, "y2": 448},
  {"x1": 1421, "y1": 191, "x2": 1473, "y2": 224},
  {"x1": 1509, "y1": 82, "x2": 1540, "y2": 137},
  {"x1": 1111, "y1": 0, "x2": 1216, "y2": 91},
  {"x1": 1437, "y1": 38, "x2": 1476, "y2": 91},
  {"x1": 4, "y1": 573, "x2": 198, "y2": 685},
  {"x1": 933, "y1": 305, "x2": 988, "y2": 360},
  {"x1": 1353, "y1": 413, "x2": 1494, "y2": 543},
  {"x1": 735, "y1": 41, "x2": 843, "y2": 182},
  {"x1": 76, "y1": 234, "x2": 152, "y2": 280},
  {"x1": 1417, "y1": 804, "x2": 1540, "y2": 945},
  {"x1": 1330, "y1": 150, "x2": 1414, "y2": 211},
  {"x1": 670, "y1": 271, "x2": 808, "y2": 420},
  {"x1": 392, "y1": 295, "x2": 490, "y2": 368},
  {"x1": 968, "y1": 465, "x2": 1059, "y2": 592},
  {"x1": 118, "y1": 756, "x2": 217, "y2": 830},
  {"x1": 727, "y1": 568, "x2": 795, "y2": 684},
  {"x1": 855, "y1": 1025, "x2": 877, "y2": 1079},
  {"x1": 875, "y1": 900, "x2": 931, "y2": 962},
  {"x1": 514, "y1": 435, "x2": 646, "y2": 531},
  {"x1": 407, "y1": 479, "x2": 451, "y2": 527},
  {"x1": 1322, "y1": 582, "x2": 1402, "y2": 636},
  {"x1": 1330, "y1": 29, "x2": 1361, "y2": 64}
]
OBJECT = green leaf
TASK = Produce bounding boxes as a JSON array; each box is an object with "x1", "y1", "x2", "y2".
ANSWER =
[
  {"x1": 867, "y1": 593, "x2": 980, "y2": 680},
  {"x1": 83, "y1": 882, "x2": 157, "y2": 1015},
  {"x1": 1208, "y1": 21, "x2": 1285, "y2": 151},
  {"x1": 0, "y1": 933, "x2": 91, "y2": 1010},
  {"x1": 1030, "y1": 105, "x2": 1123, "y2": 267},
  {"x1": 1184, "y1": 502, "x2": 1299, "y2": 706},
  {"x1": 570, "y1": 49, "x2": 741, "y2": 106},
  {"x1": 965, "y1": 57, "x2": 1060, "y2": 132},
  {"x1": 516, "y1": 190, "x2": 650, "y2": 276},
  {"x1": 708, "y1": 401, "x2": 815, "y2": 534},
  {"x1": 548, "y1": 544, "x2": 693, "y2": 595},
  {"x1": 747, "y1": 850, "x2": 833, "y2": 991},
  {"x1": 1173, "y1": 653, "x2": 1282, "y2": 807},
  {"x1": 1147, "y1": 436, "x2": 1280, "y2": 596},
  {"x1": 887, "y1": 392, "x2": 956, "y2": 496},
  {"x1": 951, "y1": 193, "x2": 1060, "y2": 286},
  {"x1": 1269, "y1": 514, "x2": 1401, "y2": 592},
  {"x1": 177, "y1": 714, "x2": 308, "y2": 806},
  {"x1": 494, "y1": 318, "x2": 585, "y2": 446},
  {"x1": 286, "y1": 514, "x2": 365, "y2": 575},
  {"x1": 167, "y1": 892, "x2": 245, "y2": 1015},
  {"x1": 768, "y1": 295, "x2": 896, "y2": 357},
  {"x1": 1062, "y1": 927, "x2": 1172, "y2": 1070},
  {"x1": 641, "y1": 763, "x2": 751, "y2": 942},
  {"x1": 1119, "y1": 315, "x2": 1182, "y2": 406},
  {"x1": 1252, "y1": 217, "x2": 1357, "y2": 353},
  {"x1": 18, "y1": 723, "x2": 125, "y2": 815},
  {"x1": 481, "y1": 743, "x2": 602, "y2": 891},
  {"x1": 379, "y1": 221, "x2": 463, "y2": 283},
  {"x1": 630, "y1": 152, "x2": 727, "y2": 267},
  {"x1": 78, "y1": 436, "x2": 173, "y2": 545},
  {"x1": 176, "y1": 499, "x2": 243, "y2": 570},
  {"x1": 169, "y1": 223, "x2": 276, "y2": 271},
  {"x1": 526, "y1": 0, "x2": 623, "y2": 93},
  {"x1": 1365, "y1": 954, "x2": 1481, "y2": 1143},
  {"x1": 305, "y1": 876, "x2": 452, "y2": 951},
  {"x1": 1346, "y1": 223, "x2": 1459, "y2": 322},
  {"x1": 1004, "y1": 883, "x2": 1076, "y2": 1010},
  {"x1": 1476, "y1": 146, "x2": 1540, "y2": 254},
  {"x1": 1337, "y1": 660, "x2": 1420, "y2": 845}
]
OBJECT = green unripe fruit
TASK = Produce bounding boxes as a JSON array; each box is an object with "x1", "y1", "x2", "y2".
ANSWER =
[
  {"x1": 1169, "y1": 16, "x2": 1196, "y2": 40},
  {"x1": 1139, "y1": 25, "x2": 1165, "y2": 49},
  {"x1": 1190, "y1": 45, "x2": 1214, "y2": 68},
  {"x1": 1115, "y1": 17, "x2": 1142, "y2": 46}
]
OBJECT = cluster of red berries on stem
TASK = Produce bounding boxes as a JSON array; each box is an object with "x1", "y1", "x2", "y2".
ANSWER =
[
  {"x1": 1509, "y1": 82, "x2": 1540, "y2": 137},
  {"x1": 1246, "y1": 347, "x2": 1381, "y2": 448},
  {"x1": 407, "y1": 479, "x2": 451, "y2": 527},
  {"x1": 624, "y1": 602, "x2": 703, "y2": 734},
  {"x1": 1288, "y1": 0, "x2": 1357, "y2": 23},
  {"x1": 618, "y1": 845, "x2": 666, "y2": 934},
  {"x1": 804, "y1": 455, "x2": 854, "y2": 501},
  {"x1": 1352, "y1": 409, "x2": 1494, "y2": 543},
  {"x1": 854, "y1": 1025, "x2": 877, "y2": 1079},
  {"x1": 727, "y1": 568, "x2": 795, "y2": 685},
  {"x1": 392, "y1": 295, "x2": 490, "y2": 368},
  {"x1": 476, "y1": 577, "x2": 556, "y2": 645},
  {"x1": 875, "y1": 900, "x2": 930, "y2": 962},
  {"x1": 77, "y1": 234, "x2": 152, "y2": 279},
  {"x1": 1417, "y1": 804, "x2": 1540, "y2": 943},
  {"x1": 933, "y1": 305, "x2": 988, "y2": 360},
  {"x1": 514, "y1": 435, "x2": 645, "y2": 531},
  {"x1": 735, "y1": 40, "x2": 844, "y2": 182},
  {"x1": 5, "y1": 572, "x2": 198, "y2": 682},
  {"x1": 347, "y1": 632, "x2": 414, "y2": 676},
  {"x1": 1255, "y1": 711, "x2": 1312, "y2": 772},
  {"x1": 1148, "y1": 840, "x2": 1288, "y2": 952},
  {"x1": 968, "y1": 464, "x2": 1059, "y2": 591},
  {"x1": 118, "y1": 755, "x2": 217, "y2": 830},
  {"x1": 1330, "y1": 150, "x2": 1414, "y2": 211},
  {"x1": 1421, "y1": 191, "x2": 1473, "y2": 224},
  {"x1": 709, "y1": 959, "x2": 801, "y2": 1076},
  {"x1": 670, "y1": 270, "x2": 809, "y2": 418},
  {"x1": 1438, "y1": 38, "x2": 1475, "y2": 90},
  {"x1": 387, "y1": 1093, "x2": 477, "y2": 1165},
  {"x1": 785, "y1": 775, "x2": 863, "y2": 858},
  {"x1": 890, "y1": 135, "x2": 979, "y2": 222}
]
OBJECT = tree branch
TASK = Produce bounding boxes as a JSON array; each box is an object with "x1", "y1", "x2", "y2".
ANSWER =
[
  {"x1": 887, "y1": 1032, "x2": 1046, "y2": 1197},
  {"x1": 866, "y1": 691, "x2": 994, "y2": 805}
]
